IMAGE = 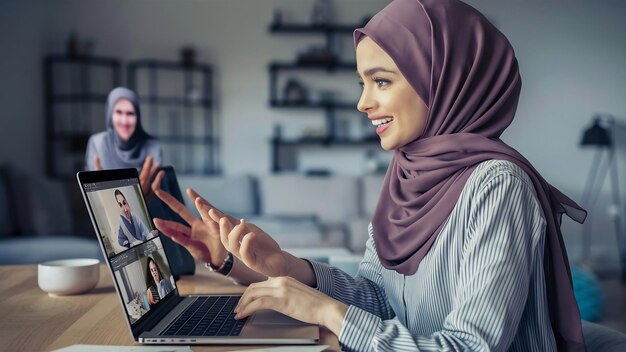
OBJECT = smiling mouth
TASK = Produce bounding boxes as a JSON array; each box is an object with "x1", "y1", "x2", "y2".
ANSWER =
[{"x1": 371, "y1": 117, "x2": 393, "y2": 126}]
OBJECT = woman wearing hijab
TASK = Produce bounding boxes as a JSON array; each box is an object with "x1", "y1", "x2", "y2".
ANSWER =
[
  {"x1": 145, "y1": 256, "x2": 175, "y2": 306},
  {"x1": 151, "y1": 0, "x2": 587, "y2": 350},
  {"x1": 85, "y1": 86, "x2": 162, "y2": 197}
]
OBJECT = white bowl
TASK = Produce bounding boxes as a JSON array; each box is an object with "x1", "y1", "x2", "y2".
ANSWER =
[{"x1": 38, "y1": 258, "x2": 100, "y2": 296}]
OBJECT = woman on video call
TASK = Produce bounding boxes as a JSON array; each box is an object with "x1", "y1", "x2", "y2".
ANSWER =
[
  {"x1": 151, "y1": 0, "x2": 587, "y2": 350},
  {"x1": 146, "y1": 256, "x2": 174, "y2": 306}
]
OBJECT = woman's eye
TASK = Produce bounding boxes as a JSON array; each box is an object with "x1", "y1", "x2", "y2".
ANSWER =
[{"x1": 374, "y1": 79, "x2": 390, "y2": 88}]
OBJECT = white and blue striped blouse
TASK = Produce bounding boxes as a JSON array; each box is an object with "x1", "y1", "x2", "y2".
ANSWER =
[{"x1": 310, "y1": 160, "x2": 557, "y2": 351}]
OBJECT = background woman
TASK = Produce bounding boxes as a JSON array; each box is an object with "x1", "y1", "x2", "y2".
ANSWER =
[{"x1": 85, "y1": 86, "x2": 161, "y2": 197}]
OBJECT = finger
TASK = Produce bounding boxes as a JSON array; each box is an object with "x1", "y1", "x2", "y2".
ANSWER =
[
  {"x1": 236, "y1": 285, "x2": 276, "y2": 313},
  {"x1": 139, "y1": 156, "x2": 153, "y2": 181},
  {"x1": 149, "y1": 162, "x2": 161, "y2": 181},
  {"x1": 218, "y1": 217, "x2": 235, "y2": 250},
  {"x1": 154, "y1": 188, "x2": 198, "y2": 225},
  {"x1": 186, "y1": 188, "x2": 209, "y2": 207},
  {"x1": 143, "y1": 162, "x2": 160, "y2": 197},
  {"x1": 186, "y1": 189, "x2": 227, "y2": 218},
  {"x1": 239, "y1": 231, "x2": 257, "y2": 265},
  {"x1": 235, "y1": 296, "x2": 281, "y2": 320},
  {"x1": 227, "y1": 219, "x2": 248, "y2": 253},
  {"x1": 195, "y1": 198, "x2": 215, "y2": 222},
  {"x1": 154, "y1": 219, "x2": 210, "y2": 262},
  {"x1": 153, "y1": 219, "x2": 192, "y2": 246},
  {"x1": 144, "y1": 155, "x2": 154, "y2": 174},
  {"x1": 207, "y1": 208, "x2": 223, "y2": 223},
  {"x1": 94, "y1": 155, "x2": 103, "y2": 170},
  {"x1": 151, "y1": 170, "x2": 165, "y2": 192}
]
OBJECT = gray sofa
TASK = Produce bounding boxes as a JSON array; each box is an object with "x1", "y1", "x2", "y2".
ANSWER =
[
  {"x1": 177, "y1": 173, "x2": 386, "y2": 252},
  {"x1": 0, "y1": 164, "x2": 102, "y2": 264}
]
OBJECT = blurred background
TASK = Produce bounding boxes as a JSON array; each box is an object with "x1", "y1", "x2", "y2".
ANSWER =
[{"x1": 0, "y1": 0, "x2": 625, "y2": 333}]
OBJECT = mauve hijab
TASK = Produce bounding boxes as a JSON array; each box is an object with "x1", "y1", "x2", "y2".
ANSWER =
[
  {"x1": 355, "y1": 0, "x2": 586, "y2": 350},
  {"x1": 87, "y1": 87, "x2": 159, "y2": 170}
]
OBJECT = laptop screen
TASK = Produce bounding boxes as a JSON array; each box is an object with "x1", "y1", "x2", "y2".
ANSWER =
[{"x1": 82, "y1": 174, "x2": 177, "y2": 326}]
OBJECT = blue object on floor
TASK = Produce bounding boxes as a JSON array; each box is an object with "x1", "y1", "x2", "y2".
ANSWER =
[{"x1": 571, "y1": 265, "x2": 605, "y2": 322}]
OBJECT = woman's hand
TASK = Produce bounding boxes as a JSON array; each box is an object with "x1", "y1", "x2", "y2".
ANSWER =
[
  {"x1": 93, "y1": 154, "x2": 159, "y2": 200},
  {"x1": 139, "y1": 156, "x2": 160, "y2": 199},
  {"x1": 93, "y1": 155, "x2": 103, "y2": 171},
  {"x1": 147, "y1": 288, "x2": 156, "y2": 305},
  {"x1": 234, "y1": 276, "x2": 348, "y2": 336},
  {"x1": 216, "y1": 216, "x2": 291, "y2": 278},
  {"x1": 150, "y1": 170, "x2": 228, "y2": 267}
]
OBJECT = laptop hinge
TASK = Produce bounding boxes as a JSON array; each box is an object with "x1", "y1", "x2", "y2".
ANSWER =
[{"x1": 132, "y1": 293, "x2": 184, "y2": 337}]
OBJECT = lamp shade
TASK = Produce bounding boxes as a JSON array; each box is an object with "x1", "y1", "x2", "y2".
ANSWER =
[{"x1": 581, "y1": 119, "x2": 611, "y2": 147}]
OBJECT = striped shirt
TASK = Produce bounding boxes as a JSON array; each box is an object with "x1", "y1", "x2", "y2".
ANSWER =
[{"x1": 310, "y1": 160, "x2": 556, "y2": 351}]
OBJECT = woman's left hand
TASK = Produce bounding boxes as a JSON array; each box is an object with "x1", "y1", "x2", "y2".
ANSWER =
[{"x1": 234, "y1": 276, "x2": 348, "y2": 336}]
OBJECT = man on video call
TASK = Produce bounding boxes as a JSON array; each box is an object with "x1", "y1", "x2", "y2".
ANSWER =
[{"x1": 115, "y1": 189, "x2": 154, "y2": 248}]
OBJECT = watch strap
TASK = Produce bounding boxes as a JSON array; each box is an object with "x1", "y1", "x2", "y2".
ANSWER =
[{"x1": 205, "y1": 252, "x2": 234, "y2": 276}]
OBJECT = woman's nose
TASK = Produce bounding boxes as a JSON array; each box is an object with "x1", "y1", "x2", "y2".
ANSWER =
[{"x1": 357, "y1": 88, "x2": 375, "y2": 113}]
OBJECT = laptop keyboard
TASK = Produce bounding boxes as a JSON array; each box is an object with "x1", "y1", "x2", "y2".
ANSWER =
[{"x1": 161, "y1": 296, "x2": 248, "y2": 337}]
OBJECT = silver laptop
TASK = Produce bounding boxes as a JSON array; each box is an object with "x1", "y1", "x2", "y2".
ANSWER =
[{"x1": 77, "y1": 168, "x2": 319, "y2": 345}]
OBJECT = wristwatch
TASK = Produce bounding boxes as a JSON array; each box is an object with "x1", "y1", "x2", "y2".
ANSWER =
[{"x1": 205, "y1": 252, "x2": 234, "y2": 276}]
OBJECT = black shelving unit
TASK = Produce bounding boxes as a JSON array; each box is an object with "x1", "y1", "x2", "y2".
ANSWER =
[
  {"x1": 44, "y1": 55, "x2": 122, "y2": 178},
  {"x1": 127, "y1": 59, "x2": 218, "y2": 175},
  {"x1": 268, "y1": 22, "x2": 377, "y2": 172}
]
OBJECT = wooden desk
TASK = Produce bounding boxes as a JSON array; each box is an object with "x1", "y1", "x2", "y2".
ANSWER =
[{"x1": 0, "y1": 264, "x2": 339, "y2": 352}]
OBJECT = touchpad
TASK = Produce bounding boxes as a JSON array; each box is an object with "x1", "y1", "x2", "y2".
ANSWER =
[{"x1": 251, "y1": 310, "x2": 308, "y2": 326}]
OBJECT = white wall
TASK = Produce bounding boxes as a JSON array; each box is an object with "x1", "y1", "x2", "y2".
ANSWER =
[
  {"x1": 464, "y1": 0, "x2": 626, "y2": 272},
  {"x1": 1, "y1": 0, "x2": 626, "y2": 270}
]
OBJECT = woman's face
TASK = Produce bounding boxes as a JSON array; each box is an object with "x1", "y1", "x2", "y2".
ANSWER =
[
  {"x1": 356, "y1": 37, "x2": 429, "y2": 150},
  {"x1": 149, "y1": 261, "x2": 160, "y2": 283},
  {"x1": 111, "y1": 98, "x2": 137, "y2": 142}
]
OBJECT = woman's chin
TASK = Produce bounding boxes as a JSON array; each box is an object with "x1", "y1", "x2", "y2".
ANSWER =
[
  {"x1": 117, "y1": 134, "x2": 132, "y2": 142},
  {"x1": 379, "y1": 138, "x2": 396, "y2": 151}
]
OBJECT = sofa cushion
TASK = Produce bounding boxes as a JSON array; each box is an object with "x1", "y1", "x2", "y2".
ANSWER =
[
  {"x1": 178, "y1": 175, "x2": 258, "y2": 217},
  {"x1": 259, "y1": 174, "x2": 360, "y2": 224},
  {"x1": 4, "y1": 166, "x2": 74, "y2": 236},
  {"x1": 361, "y1": 175, "x2": 385, "y2": 217},
  {"x1": 0, "y1": 236, "x2": 103, "y2": 264},
  {"x1": 247, "y1": 216, "x2": 325, "y2": 248}
]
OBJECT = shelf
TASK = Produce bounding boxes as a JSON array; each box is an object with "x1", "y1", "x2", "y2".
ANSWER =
[
  {"x1": 51, "y1": 133, "x2": 92, "y2": 140},
  {"x1": 273, "y1": 137, "x2": 379, "y2": 146},
  {"x1": 51, "y1": 134, "x2": 214, "y2": 144},
  {"x1": 127, "y1": 59, "x2": 219, "y2": 175},
  {"x1": 270, "y1": 100, "x2": 357, "y2": 110},
  {"x1": 157, "y1": 136, "x2": 215, "y2": 143},
  {"x1": 127, "y1": 59, "x2": 212, "y2": 73},
  {"x1": 140, "y1": 96, "x2": 212, "y2": 107},
  {"x1": 269, "y1": 23, "x2": 361, "y2": 34},
  {"x1": 44, "y1": 54, "x2": 122, "y2": 178},
  {"x1": 269, "y1": 61, "x2": 356, "y2": 71},
  {"x1": 49, "y1": 94, "x2": 110, "y2": 102},
  {"x1": 45, "y1": 55, "x2": 120, "y2": 67},
  {"x1": 268, "y1": 18, "x2": 367, "y2": 173}
]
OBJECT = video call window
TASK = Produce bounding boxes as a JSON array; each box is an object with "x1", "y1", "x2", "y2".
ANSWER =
[
  {"x1": 86, "y1": 184, "x2": 157, "y2": 258},
  {"x1": 112, "y1": 240, "x2": 176, "y2": 324},
  {"x1": 85, "y1": 179, "x2": 177, "y2": 325}
]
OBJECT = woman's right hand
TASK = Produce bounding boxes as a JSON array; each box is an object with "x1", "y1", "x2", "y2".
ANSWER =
[
  {"x1": 214, "y1": 214, "x2": 291, "y2": 278},
  {"x1": 150, "y1": 170, "x2": 229, "y2": 267}
]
